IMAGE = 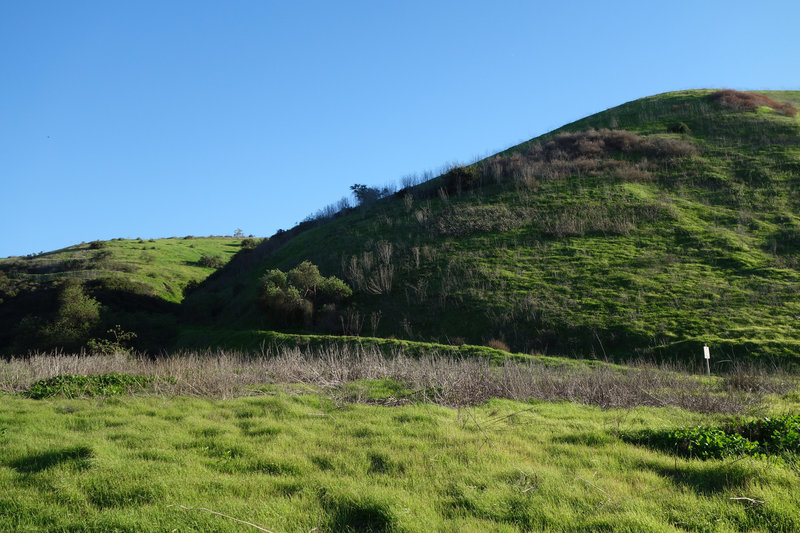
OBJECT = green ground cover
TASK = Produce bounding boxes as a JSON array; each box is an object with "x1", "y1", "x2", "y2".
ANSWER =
[{"x1": 2, "y1": 388, "x2": 799, "y2": 532}]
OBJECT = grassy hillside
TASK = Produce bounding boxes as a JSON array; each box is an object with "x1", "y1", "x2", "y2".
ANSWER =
[
  {"x1": 0, "y1": 236, "x2": 243, "y2": 303},
  {"x1": 0, "y1": 237, "x2": 243, "y2": 354},
  {"x1": 184, "y1": 89, "x2": 800, "y2": 363}
]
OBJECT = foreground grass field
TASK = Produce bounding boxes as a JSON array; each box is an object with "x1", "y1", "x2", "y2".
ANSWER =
[{"x1": 1, "y1": 351, "x2": 799, "y2": 531}]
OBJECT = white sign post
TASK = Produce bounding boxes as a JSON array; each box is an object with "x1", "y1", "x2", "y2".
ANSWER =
[{"x1": 703, "y1": 344, "x2": 711, "y2": 377}]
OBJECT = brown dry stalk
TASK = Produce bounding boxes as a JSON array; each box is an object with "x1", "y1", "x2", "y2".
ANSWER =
[{"x1": 168, "y1": 504, "x2": 277, "y2": 532}]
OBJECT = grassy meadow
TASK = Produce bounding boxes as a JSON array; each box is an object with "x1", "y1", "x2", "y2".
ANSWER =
[{"x1": 1, "y1": 348, "x2": 799, "y2": 532}]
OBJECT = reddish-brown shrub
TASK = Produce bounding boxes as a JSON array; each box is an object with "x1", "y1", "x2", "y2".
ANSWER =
[
  {"x1": 486, "y1": 339, "x2": 510, "y2": 352},
  {"x1": 711, "y1": 90, "x2": 797, "y2": 116}
]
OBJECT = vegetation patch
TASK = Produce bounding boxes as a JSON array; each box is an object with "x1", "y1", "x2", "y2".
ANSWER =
[
  {"x1": 711, "y1": 89, "x2": 797, "y2": 116},
  {"x1": 25, "y1": 373, "x2": 154, "y2": 399},
  {"x1": 626, "y1": 414, "x2": 800, "y2": 459}
]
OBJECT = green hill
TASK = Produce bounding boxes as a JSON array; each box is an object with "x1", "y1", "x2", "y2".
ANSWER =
[
  {"x1": 0, "y1": 236, "x2": 243, "y2": 354},
  {"x1": 182, "y1": 89, "x2": 800, "y2": 362}
]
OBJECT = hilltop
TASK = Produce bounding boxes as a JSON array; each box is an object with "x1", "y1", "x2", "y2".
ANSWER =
[{"x1": 182, "y1": 89, "x2": 800, "y2": 363}]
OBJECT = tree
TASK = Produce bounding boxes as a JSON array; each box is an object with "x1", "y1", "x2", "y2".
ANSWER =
[
  {"x1": 288, "y1": 261, "x2": 322, "y2": 298},
  {"x1": 350, "y1": 184, "x2": 391, "y2": 218},
  {"x1": 46, "y1": 280, "x2": 101, "y2": 349},
  {"x1": 259, "y1": 261, "x2": 352, "y2": 330}
]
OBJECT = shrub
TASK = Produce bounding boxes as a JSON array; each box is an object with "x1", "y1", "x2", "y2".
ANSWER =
[
  {"x1": 628, "y1": 414, "x2": 800, "y2": 460},
  {"x1": 259, "y1": 262, "x2": 352, "y2": 330},
  {"x1": 318, "y1": 276, "x2": 353, "y2": 304},
  {"x1": 240, "y1": 238, "x2": 260, "y2": 249},
  {"x1": 43, "y1": 280, "x2": 101, "y2": 349},
  {"x1": 25, "y1": 373, "x2": 153, "y2": 399},
  {"x1": 667, "y1": 122, "x2": 691, "y2": 134},
  {"x1": 88, "y1": 240, "x2": 106, "y2": 250},
  {"x1": 442, "y1": 164, "x2": 480, "y2": 195},
  {"x1": 668, "y1": 426, "x2": 759, "y2": 459},
  {"x1": 288, "y1": 261, "x2": 323, "y2": 296},
  {"x1": 711, "y1": 89, "x2": 797, "y2": 116},
  {"x1": 86, "y1": 325, "x2": 138, "y2": 355},
  {"x1": 198, "y1": 254, "x2": 225, "y2": 269},
  {"x1": 728, "y1": 414, "x2": 800, "y2": 455},
  {"x1": 486, "y1": 339, "x2": 510, "y2": 352}
]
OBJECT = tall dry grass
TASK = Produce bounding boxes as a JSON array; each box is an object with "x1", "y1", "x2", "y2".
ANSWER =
[{"x1": 1, "y1": 347, "x2": 795, "y2": 414}]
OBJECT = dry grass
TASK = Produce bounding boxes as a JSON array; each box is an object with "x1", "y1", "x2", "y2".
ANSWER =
[
  {"x1": 1, "y1": 347, "x2": 795, "y2": 414},
  {"x1": 711, "y1": 89, "x2": 797, "y2": 116}
]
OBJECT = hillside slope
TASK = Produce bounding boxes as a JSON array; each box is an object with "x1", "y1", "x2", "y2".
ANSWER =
[
  {"x1": 184, "y1": 89, "x2": 800, "y2": 362},
  {"x1": 0, "y1": 237, "x2": 243, "y2": 353}
]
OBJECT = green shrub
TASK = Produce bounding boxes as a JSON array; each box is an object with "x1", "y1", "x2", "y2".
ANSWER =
[
  {"x1": 259, "y1": 262, "x2": 352, "y2": 330},
  {"x1": 668, "y1": 426, "x2": 759, "y2": 459},
  {"x1": 240, "y1": 238, "x2": 260, "y2": 249},
  {"x1": 318, "y1": 276, "x2": 353, "y2": 303},
  {"x1": 627, "y1": 414, "x2": 800, "y2": 460},
  {"x1": 442, "y1": 165, "x2": 481, "y2": 195},
  {"x1": 25, "y1": 373, "x2": 153, "y2": 399},
  {"x1": 86, "y1": 325, "x2": 138, "y2": 355},
  {"x1": 667, "y1": 122, "x2": 691, "y2": 134},
  {"x1": 44, "y1": 280, "x2": 101, "y2": 350},
  {"x1": 88, "y1": 240, "x2": 106, "y2": 250},
  {"x1": 198, "y1": 254, "x2": 225, "y2": 269},
  {"x1": 729, "y1": 415, "x2": 800, "y2": 455}
]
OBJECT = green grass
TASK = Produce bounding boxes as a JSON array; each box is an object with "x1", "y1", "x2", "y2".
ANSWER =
[{"x1": 2, "y1": 390, "x2": 799, "y2": 531}]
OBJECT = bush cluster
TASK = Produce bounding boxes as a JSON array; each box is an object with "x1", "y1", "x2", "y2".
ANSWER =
[
  {"x1": 480, "y1": 129, "x2": 697, "y2": 186},
  {"x1": 240, "y1": 238, "x2": 261, "y2": 249},
  {"x1": 198, "y1": 254, "x2": 225, "y2": 269},
  {"x1": 260, "y1": 261, "x2": 352, "y2": 329},
  {"x1": 628, "y1": 414, "x2": 800, "y2": 459}
]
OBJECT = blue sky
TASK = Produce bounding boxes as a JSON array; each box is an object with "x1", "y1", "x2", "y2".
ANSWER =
[{"x1": 2, "y1": 1, "x2": 799, "y2": 257}]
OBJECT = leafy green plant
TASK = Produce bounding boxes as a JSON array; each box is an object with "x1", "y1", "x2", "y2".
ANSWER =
[
  {"x1": 86, "y1": 325, "x2": 138, "y2": 355},
  {"x1": 25, "y1": 373, "x2": 153, "y2": 399},
  {"x1": 729, "y1": 414, "x2": 800, "y2": 455},
  {"x1": 668, "y1": 426, "x2": 760, "y2": 459},
  {"x1": 628, "y1": 414, "x2": 800, "y2": 460}
]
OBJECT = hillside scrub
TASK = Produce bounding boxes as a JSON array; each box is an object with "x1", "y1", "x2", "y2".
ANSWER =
[{"x1": 711, "y1": 89, "x2": 797, "y2": 116}]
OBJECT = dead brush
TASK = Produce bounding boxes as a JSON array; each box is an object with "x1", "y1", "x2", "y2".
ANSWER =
[{"x1": 2, "y1": 347, "x2": 795, "y2": 413}]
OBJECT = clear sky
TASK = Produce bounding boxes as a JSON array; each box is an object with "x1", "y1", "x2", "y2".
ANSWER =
[{"x1": 2, "y1": 0, "x2": 799, "y2": 257}]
